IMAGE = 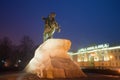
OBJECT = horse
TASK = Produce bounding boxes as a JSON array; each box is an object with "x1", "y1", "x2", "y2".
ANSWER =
[{"x1": 43, "y1": 22, "x2": 60, "y2": 42}]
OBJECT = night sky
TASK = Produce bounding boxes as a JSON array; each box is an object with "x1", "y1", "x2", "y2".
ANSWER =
[{"x1": 0, "y1": 0, "x2": 120, "y2": 50}]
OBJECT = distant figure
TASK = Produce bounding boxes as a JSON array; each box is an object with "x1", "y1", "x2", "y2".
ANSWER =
[{"x1": 42, "y1": 12, "x2": 60, "y2": 42}]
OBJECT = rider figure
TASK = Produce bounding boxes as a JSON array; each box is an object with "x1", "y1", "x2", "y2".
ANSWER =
[
  {"x1": 42, "y1": 12, "x2": 56, "y2": 30},
  {"x1": 42, "y1": 12, "x2": 60, "y2": 42}
]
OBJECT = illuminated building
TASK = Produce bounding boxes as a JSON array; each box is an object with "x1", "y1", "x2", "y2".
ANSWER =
[{"x1": 69, "y1": 44, "x2": 120, "y2": 70}]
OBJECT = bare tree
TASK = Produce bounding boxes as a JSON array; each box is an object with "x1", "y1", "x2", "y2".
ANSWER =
[
  {"x1": 0, "y1": 37, "x2": 13, "y2": 68},
  {"x1": 18, "y1": 36, "x2": 35, "y2": 69}
]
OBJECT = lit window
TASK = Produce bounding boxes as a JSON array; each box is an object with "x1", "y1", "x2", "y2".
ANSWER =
[
  {"x1": 119, "y1": 56, "x2": 120, "y2": 60},
  {"x1": 111, "y1": 50, "x2": 113, "y2": 53},
  {"x1": 115, "y1": 56, "x2": 117, "y2": 60},
  {"x1": 119, "y1": 49, "x2": 120, "y2": 52},
  {"x1": 116, "y1": 63, "x2": 118, "y2": 66},
  {"x1": 114, "y1": 50, "x2": 117, "y2": 53}
]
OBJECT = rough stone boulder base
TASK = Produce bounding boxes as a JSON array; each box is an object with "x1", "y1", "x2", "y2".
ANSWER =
[{"x1": 25, "y1": 39, "x2": 86, "y2": 78}]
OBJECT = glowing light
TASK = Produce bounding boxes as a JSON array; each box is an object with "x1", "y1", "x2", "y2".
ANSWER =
[
  {"x1": 110, "y1": 55, "x2": 113, "y2": 59},
  {"x1": 1, "y1": 60, "x2": 5, "y2": 63},
  {"x1": 90, "y1": 53, "x2": 95, "y2": 56},
  {"x1": 14, "y1": 64, "x2": 18, "y2": 67},
  {"x1": 84, "y1": 59, "x2": 88, "y2": 62},
  {"x1": 104, "y1": 56, "x2": 109, "y2": 61},
  {"x1": 118, "y1": 69, "x2": 120, "y2": 73},
  {"x1": 78, "y1": 43, "x2": 109, "y2": 53},
  {"x1": 77, "y1": 59, "x2": 81, "y2": 62},
  {"x1": 69, "y1": 45, "x2": 120, "y2": 56},
  {"x1": 18, "y1": 60, "x2": 21, "y2": 63},
  {"x1": 4, "y1": 62, "x2": 9, "y2": 67}
]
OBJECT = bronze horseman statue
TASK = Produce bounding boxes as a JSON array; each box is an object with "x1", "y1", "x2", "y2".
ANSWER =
[
  {"x1": 42, "y1": 12, "x2": 60, "y2": 42},
  {"x1": 25, "y1": 12, "x2": 86, "y2": 78}
]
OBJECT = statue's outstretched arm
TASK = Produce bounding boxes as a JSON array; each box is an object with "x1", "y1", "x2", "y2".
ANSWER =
[{"x1": 42, "y1": 17, "x2": 46, "y2": 21}]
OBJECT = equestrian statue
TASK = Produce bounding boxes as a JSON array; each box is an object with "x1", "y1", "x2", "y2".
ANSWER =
[{"x1": 42, "y1": 12, "x2": 61, "y2": 42}]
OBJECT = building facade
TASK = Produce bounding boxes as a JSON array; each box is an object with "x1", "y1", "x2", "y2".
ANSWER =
[{"x1": 69, "y1": 44, "x2": 120, "y2": 70}]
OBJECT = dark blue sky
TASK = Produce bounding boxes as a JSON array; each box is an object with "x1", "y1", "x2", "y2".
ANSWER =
[{"x1": 0, "y1": 0, "x2": 120, "y2": 50}]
